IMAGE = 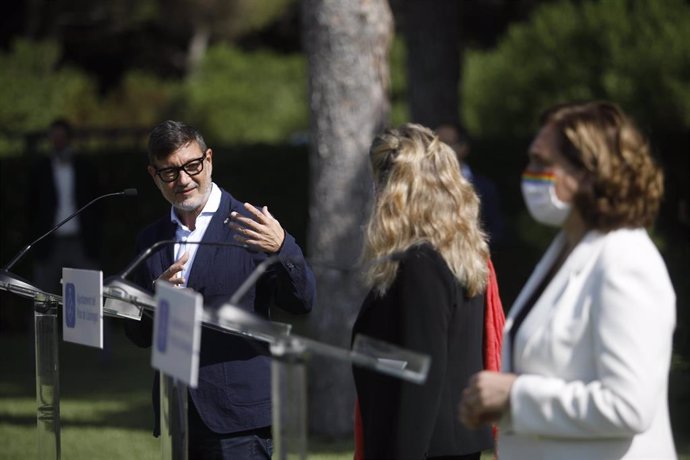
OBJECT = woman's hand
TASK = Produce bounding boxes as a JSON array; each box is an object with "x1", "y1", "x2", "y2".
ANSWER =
[{"x1": 460, "y1": 371, "x2": 517, "y2": 429}]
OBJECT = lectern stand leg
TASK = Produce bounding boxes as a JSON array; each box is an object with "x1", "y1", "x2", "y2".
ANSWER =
[
  {"x1": 160, "y1": 375, "x2": 188, "y2": 460},
  {"x1": 271, "y1": 340, "x2": 307, "y2": 460},
  {"x1": 34, "y1": 302, "x2": 61, "y2": 460}
]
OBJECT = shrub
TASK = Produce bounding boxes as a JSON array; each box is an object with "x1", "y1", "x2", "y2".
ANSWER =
[
  {"x1": 177, "y1": 43, "x2": 308, "y2": 145},
  {"x1": 0, "y1": 40, "x2": 99, "y2": 155},
  {"x1": 462, "y1": 0, "x2": 690, "y2": 137}
]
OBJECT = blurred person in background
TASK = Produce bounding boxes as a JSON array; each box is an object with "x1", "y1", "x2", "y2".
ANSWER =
[
  {"x1": 436, "y1": 123, "x2": 505, "y2": 250},
  {"x1": 460, "y1": 101, "x2": 677, "y2": 459},
  {"x1": 30, "y1": 118, "x2": 102, "y2": 294},
  {"x1": 352, "y1": 123, "x2": 503, "y2": 460}
]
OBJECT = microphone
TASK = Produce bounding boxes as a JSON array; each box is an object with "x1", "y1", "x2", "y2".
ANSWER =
[
  {"x1": 117, "y1": 239, "x2": 248, "y2": 280},
  {"x1": 105, "y1": 239, "x2": 250, "y2": 319},
  {"x1": 228, "y1": 255, "x2": 280, "y2": 305},
  {"x1": 2, "y1": 188, "x2": 138, "y2": 272},
  {"x1": 106, "y1": 239, "x2": 291, "y2": 342}
]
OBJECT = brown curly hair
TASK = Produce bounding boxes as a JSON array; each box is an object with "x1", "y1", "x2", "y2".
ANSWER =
[{"x1": 540, "y1": 101, "x2": 664, "y2": 231}]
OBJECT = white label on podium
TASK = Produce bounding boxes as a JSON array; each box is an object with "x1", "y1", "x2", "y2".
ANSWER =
[
  {"x1": 152, "y1": 281, "x2": 202, "y2": 388},
  {"x1": 62, "y1": 268, "x2": 103, "y2": 348}
]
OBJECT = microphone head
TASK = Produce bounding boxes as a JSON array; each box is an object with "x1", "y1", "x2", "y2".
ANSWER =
[{"x1": 122, "y1": 188, "x2": 138, "y2": 197}]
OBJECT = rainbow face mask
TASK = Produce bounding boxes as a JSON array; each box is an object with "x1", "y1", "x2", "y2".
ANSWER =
[{"x1": 521, "y1": 170, "x2": 571, "y2": 227}]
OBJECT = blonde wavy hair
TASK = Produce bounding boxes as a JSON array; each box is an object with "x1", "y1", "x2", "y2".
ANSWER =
[
  {"x1": 362, "y1": 123, "x2": 489, "y2": 297},
  {"x1": 541, "y1": 101, "x2": 663, "y2": 231}
]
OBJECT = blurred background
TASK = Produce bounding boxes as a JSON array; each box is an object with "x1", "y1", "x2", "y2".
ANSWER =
[{"x1": 0, "y1": 0, "x2": 688, "y2": 458}]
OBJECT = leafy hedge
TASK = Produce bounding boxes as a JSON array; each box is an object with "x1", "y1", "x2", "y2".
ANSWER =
[
  {"x1": 178, "y1": 43, "x2": 308, "y2": 145},
  {"x1": 463, "y1": 0, "x2": 690, "y2": 137},
  {"x1": 0, "y1": 40, "x2": 98, "y2": 154},
  {"x1": 0, "y1": 41, "x2": 308, "y2": 156}
]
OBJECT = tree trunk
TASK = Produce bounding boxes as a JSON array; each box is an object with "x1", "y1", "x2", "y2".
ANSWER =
[
  {"x1": 402, "y1": 0, "x2": 461, "y2": 129},
  {"x1": 302, "y1": 0, "x2": 393, "y2": 437}
]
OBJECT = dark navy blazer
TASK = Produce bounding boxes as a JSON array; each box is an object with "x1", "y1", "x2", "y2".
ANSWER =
[{"x1": 125, "y1": 188, "x2": 315, "y2": 435}]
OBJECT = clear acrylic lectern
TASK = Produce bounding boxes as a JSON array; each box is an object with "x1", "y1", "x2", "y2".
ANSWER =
[
  {"x1": 102, "y1": 280, "x2": 431, "y2": 460},
  {"x1": 101, "y1": 240, "x2": 431, "y2": 460},
  {"x1": 0, "y1": 271, "x2": 63, "y2": 459}
]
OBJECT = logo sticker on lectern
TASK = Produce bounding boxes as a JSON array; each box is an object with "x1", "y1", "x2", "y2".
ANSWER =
[
  {"x1": 65, "y1": 282, "x2": 76, "y2": 328},
  {"x1": 156, "y1": 299, "x2": 170, "y2": 353}
]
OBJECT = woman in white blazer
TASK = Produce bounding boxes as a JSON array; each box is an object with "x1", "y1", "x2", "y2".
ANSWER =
[{"x1": 460, "y1": 101, "x2": 677, "y2": 459}]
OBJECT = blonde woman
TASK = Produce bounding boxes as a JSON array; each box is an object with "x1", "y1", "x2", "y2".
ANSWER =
[
  {"x1": 460, "y1": 101, "x2": 677, "y2": 459},
  {"x1": 352, "y1": 123, "x2": 497, "y2": 459}
]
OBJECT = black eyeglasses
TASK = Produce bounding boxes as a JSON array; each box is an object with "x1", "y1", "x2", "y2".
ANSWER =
[{"x1": 154, "y1": 153, "x2": 207, "y2": 183}]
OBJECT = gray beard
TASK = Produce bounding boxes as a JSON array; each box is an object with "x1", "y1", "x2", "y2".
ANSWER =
[{"x1": 173, "y1": 185, "x2": 211, "y2": 212}]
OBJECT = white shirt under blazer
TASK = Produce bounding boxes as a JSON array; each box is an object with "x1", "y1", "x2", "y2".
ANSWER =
[{"x1": 499, "y1": 228, "x2": 677, "y2": 459}]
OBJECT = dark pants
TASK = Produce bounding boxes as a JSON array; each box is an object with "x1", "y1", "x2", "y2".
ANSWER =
[
  {"x1": 431, "y1": 453, "x2": 481, "y2": 460},
  {"x1": 188, "y1": 430, "x2": 272, "y2": 460},
  {"x1": 188, "y1": 399, "x2": 272, "y2": 460}
]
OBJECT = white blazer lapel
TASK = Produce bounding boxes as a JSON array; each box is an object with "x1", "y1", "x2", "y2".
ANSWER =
[
  {"x1": 509, "y1": 231, "x2": 606, "y2": 373},
  {"x1": 502, "y1": 232, "x2": 566, "y2": 371}
]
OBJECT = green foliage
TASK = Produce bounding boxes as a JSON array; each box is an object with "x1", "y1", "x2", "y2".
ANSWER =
[
  {"x1": 0, "y1": 38, "x2": 312, "y2": 155},
  {"x1": 463, "y1": 0, "x2": 690, "y2": 137},
  {"x1": 225, "y1": 0, "x2": 296, "y2": 38},
  {"x1": 0, "y1": 40, "x2": 98, "y2": 139},
  {"x1": 178, "y1": 43, "x2": 308, "y2": 145},
  {"x1": 0, "y1": 40, "x2": 181, "y2": 156},
  {"x1": 390, "y1": 37, "x2": 410, "y2": 126},
  {"x1": 163, "y1": 0, "x2": 296, "y2": 41},
  {"x1": 90, "y1": 71, "x2": 180, "y2": 128}
]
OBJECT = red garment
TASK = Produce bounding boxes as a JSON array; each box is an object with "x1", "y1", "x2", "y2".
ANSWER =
[
  {"x1": 484, "y1": 258, "x2": 505, "y2": 451},
  {"x1": 354, "y1": 397, "x2": 365, "y2": 460},
  {"x1": 484, "y1": 258, "x2": 505, "y2": 373},
  {"x1": 353, "y1": 259, "x2": 505, "y2": 460}
]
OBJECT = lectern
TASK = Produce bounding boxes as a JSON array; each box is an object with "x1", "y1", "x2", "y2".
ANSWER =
[{"x1": 0, "y1": 271, "x2": 62, "y2": 459}]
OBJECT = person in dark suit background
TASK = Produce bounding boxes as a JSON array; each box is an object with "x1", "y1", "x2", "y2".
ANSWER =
[
  {"x1": 352, "y1": 123, "x2": 494, "y2": 459},
  {"x1": 124, "y1": 120, "x2": 315, "y2": 459},
  {"x1": 30, "y1": 118, "x2": 102, "y2": 294},
  {"x1": 436, "y1": 123, "x2": 505, "y2": 250}
]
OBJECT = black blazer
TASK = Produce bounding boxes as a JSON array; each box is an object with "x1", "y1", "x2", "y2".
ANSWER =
[
  {"x1": 125, "y1": 188, "x2": 315, "y2": 435},
  {"x1": 29, "y1": 154, "x2": 102, "y2": 260},
  {"x1": 352, "y1": 244, "x2": 492, "y2": 459}
]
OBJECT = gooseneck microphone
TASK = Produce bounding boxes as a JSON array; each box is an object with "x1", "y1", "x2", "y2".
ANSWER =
[
  {"x1": 2, "y1": 188, "x2": 138, "y2": 272},
  {"x1": 107, "y1": 239, "x2": 288, "y2": 340},
  {"x1": 107, "y1": 239, "x2": 251, "y2": 318},
  {"x1": 228, "y1": 255, "x2": 280, "y2": 305},
  {"x1": 118, "y1": 239, "x2": 248, "y2": 280}
]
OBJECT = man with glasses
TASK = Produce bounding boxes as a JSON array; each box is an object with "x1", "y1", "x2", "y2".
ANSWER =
[{"x1": 125, "y1": 120, "x2": 315, "y2": 459}]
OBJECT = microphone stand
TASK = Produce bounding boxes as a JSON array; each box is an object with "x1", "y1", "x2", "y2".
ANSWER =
[
  {"x1": 268, "y1": 249, "x2": 411, "y2": 459},
  {"x1": 0, "y1": 271, "x2": 64, "y2": 460},
  {"x1": 104, "y1": 239, "x2": 277, "y2": 460},
  {"x1": 105, "y1": 240, "x2": 430, "y2": 460},
  {"x1": 3, "y1": 189, "x2": 137, "y2": 273},
  {"x1": 0, "y1": 188, "x2": 137, "y2": 460}
]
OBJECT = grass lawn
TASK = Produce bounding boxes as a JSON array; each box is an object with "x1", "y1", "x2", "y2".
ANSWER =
[
  {"x1": 1, "y1": 318, "x2": 689, "y2": 459},
  {"x1": 1, "y1": 321, "x2": 158, "y2": 459},
  {"x1": 0, "y1": 320, "x2": 361, "y2": 459}
]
